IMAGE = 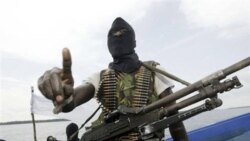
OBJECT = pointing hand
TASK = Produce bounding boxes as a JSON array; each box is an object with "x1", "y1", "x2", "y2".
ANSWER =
[{"x1": 38, "y1": 48, "x2": 74, "y2": 106}]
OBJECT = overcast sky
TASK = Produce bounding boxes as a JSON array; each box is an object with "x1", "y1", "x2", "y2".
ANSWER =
[{"x1": 0, "y1": 0, "x2": 249, "y2": 122}]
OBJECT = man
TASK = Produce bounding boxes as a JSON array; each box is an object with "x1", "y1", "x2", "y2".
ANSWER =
[
  {"x1": 47, "y1": 136, "x2": 57, "y2": 141},
  {"x1": 38, "y1": 17, "x2": 188, "y2": 141},
  {"x1": 66, "y1": 123, "x2": 80, "y2": 141}
]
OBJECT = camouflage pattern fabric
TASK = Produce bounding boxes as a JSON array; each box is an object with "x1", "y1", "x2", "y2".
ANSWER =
[{"x1": 92, "y1": 63, "x2": 163, "y2": 140}]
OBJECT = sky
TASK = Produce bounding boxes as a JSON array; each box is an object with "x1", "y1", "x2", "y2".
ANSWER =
[{"x1": 0, "y1": 0, "x2": 249, "y2": 122}]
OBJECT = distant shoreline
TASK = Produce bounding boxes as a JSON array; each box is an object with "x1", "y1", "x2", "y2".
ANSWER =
[{"x1": 0, "y1": 119, "x2": 69, "y2": 125}]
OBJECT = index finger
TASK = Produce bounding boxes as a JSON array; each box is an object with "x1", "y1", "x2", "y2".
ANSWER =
[{"x1": 62, "y1": 48, "x2": 72, "y2": 75}]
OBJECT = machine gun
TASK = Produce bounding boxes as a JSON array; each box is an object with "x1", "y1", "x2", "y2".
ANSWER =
[{"x1": 80, "y1": 57, "x2": 250, "y2": 141}]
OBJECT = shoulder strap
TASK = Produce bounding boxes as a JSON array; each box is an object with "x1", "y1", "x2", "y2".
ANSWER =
[
  {"x1": 142, "y1": 61, "x2": 191, "y2": 86},
  {"x1": 143, "y1": 60, "x2": 160, "y2": 67}
]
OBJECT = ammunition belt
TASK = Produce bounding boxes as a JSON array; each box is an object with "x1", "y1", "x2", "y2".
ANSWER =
[
  {"x1": 96, "y1": 66, "x2": 154, "y2": 141},
  {"x1": 97, "y1": 66, "x2": 153, "y2": 112},
  {"x1": 132, "y1": 66, "x2": 152, "y2": 107},
  {"x1": 97, "y1": 69, "x2": 117, "y2": 115}
]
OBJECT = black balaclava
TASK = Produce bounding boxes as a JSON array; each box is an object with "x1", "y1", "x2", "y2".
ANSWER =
[{"x1": 108, "y1": 17, "x2": 141, "y2": 73}]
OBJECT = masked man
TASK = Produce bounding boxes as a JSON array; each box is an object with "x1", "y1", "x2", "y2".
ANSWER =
[{"x1": 38, "y1": 17, "x2": 188, "y2": 141}]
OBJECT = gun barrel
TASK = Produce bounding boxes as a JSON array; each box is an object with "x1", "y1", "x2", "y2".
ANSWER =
[
  {"x1": 223, "y1": 57, "x2": 250, "y2": 76},
  {"x1": 202, "y1": 57, "x2": 250, "y2": 86},
  {"x1": 142, "y1": 57, "x2": 250, "y2": 113}
]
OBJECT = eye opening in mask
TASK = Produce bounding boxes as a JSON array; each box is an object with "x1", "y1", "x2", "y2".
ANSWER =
[{"x1": 112, "y1": 28, "x2": 128, "y2": 37}]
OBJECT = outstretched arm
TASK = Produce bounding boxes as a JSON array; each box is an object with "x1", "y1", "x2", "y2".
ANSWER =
[
  {"x1": 38, "y1": 48, "x2": 95, "y2": 113},
  {"x1": 159, "y1": 88, "x2": 189, "y2": 141},
  {"x1": 62, "y1": 83, "x2": 95, "y2": 112}
]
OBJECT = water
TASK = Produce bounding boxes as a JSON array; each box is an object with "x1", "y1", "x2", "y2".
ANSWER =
[
  {"x1": 0, "y1": 121, "x2": 72, "y2": 141},
  {"x1": 1, "y1": 108, "x2": 249, "y2": 141}
]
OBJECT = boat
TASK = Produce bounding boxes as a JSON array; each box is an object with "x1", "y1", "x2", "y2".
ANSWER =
[{"x1": 166, "y1": 107, "x2": 250, "y2": 141}]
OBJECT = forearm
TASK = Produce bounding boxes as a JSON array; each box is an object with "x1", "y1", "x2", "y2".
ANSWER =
[
  {"x1": 159, "y1": 88, "x2": 188, "y2": 141},
  {"x1": 168, "y1": 108, "x2": 188, "y2": 141},
  {"x1": 62, "y1": 83, "x2": 95, "y2": 112},
  {"x1": 73, "y1": 83, "x2": 95, "y2": 106},
  {"x1": 169, "y1": 121, "x2": 188, "y2": 141}
]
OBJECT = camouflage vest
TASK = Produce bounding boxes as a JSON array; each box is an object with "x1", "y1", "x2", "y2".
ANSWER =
[{"x1": 92, "y1": 62, "x2": 163, "y2": 140}]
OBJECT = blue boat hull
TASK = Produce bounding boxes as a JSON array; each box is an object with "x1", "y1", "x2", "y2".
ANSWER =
[{"x1": 167, "y1": 113, "x2": 250, "y2": 141}]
